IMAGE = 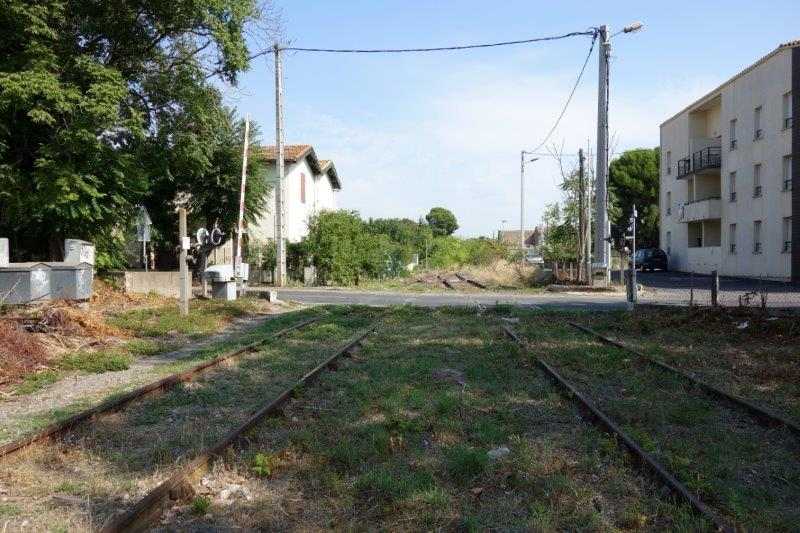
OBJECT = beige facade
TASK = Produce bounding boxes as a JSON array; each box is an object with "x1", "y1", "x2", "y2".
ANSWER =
[
  {"x1": 248, "y1": 145, "x2": 341, "y2": 244},
  {"x1": 660, "y1": 43, "x2": 796, "y2": 280}
]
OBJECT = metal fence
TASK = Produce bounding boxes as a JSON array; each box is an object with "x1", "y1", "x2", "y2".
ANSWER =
[{"x1": 635, "y1": 271, "x2": 800, "y2": 310}]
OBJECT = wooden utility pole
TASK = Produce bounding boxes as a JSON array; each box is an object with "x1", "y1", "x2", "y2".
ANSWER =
[
  {"x1": 178, "y1": 208, "x2": 190, "y2": 316},
  {"x1": 274, "y1": 44, "x2": 287, "y2": 286},
  {"x1": 577, "y1": 148, "x2": 586, "y2": 283}
]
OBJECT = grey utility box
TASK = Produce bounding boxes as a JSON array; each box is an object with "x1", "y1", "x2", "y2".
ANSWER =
[
  {"x1": 0, "y1": 263, "x2": 52, "y2": 304},
  {"x1": 64, "y1": 239, "x2": 95, "y2": 265},
  {"x1": 47, "y1": 262, "x2": 94, "y2": 300}
]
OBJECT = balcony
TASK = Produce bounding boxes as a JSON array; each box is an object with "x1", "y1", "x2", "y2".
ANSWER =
[
  {"x1": 676, "y1": 146, "x2": 721, "y2": 178},
  {"x1": 679, "y1": 197, "x2": 722, "y2": 223}
]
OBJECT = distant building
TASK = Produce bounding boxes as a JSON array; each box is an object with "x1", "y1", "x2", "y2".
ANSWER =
[
  {"x1": 249, "y1": 144, "x2": 341, "y2": 243},
  {"x1": 660, "y1": 40, "x2": 798, "y2": 280},
  {"x1": 498, "y1": 227, "x2": 543, "y2": 250}
]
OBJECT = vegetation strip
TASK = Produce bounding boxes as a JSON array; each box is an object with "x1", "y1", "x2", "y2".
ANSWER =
[
  {"x1": 503, "y1": 325, "x2": 733, "y2": 532},
  {"x1": 568, "y1": 321, "x2": 800, "y2": 436},
  {"x1": 101, "y1": 321, "x2": 381, "y2": 533},
  {"x1": 455, "y1": 272, "x2": 487, "y2": 289},
  {"x1": 0, "y1": 316, "x2": 319, "y2": 460}
]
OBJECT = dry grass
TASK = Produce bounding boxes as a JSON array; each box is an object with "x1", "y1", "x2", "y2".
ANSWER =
[{"x1": 0, "y1": 321, "x2": 48, "y2": 387}]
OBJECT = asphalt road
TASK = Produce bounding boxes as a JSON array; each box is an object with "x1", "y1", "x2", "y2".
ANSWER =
[{"x1": 257, "y1": 287, "x2": 627, "y2": 310}]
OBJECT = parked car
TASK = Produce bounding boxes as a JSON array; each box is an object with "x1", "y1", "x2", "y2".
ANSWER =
[{"x1": 629, "y1": 248, "x2": 668, "y2": 272}]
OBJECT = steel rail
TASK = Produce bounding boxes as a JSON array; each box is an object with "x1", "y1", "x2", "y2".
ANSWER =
[
  {"x1": 436, "y1": 274, "x2": 456, "y2": 290},
  {"x1": 503, "y1": 325, "x2": 733, "y2": 532},
  {"x1": 568, "y1": 322, "x2": 800, "y2": 437},
  {"x1": 0, "y1": 316, "x2": 319, "y2": 460},
  {"x1": 455, "y1": 272, "x2": 487, "y2": 289},
  {"x1": 101, "y1": 321, "x2": 381, "y2": 533}
]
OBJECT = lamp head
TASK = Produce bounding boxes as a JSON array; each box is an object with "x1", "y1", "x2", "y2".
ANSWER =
[{"x1": 623, "y1": 21, "x2": 644, "y2": 33}]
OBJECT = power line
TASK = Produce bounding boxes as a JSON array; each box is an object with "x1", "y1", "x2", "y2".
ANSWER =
[
  {"x1": 526, "y1": 33, "x2": 598, "y2": 154},
  {"x1": 278, "y1": 30, "x2": 595, "y2": 53}
]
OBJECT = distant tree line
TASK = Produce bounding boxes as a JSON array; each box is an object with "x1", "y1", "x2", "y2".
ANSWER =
[
  {"x1": 277, "y1": 207, "x2": 509, "y2": 286},
  {"x1": 0, "y1": 0, "x2": 276, "y2": 269}
]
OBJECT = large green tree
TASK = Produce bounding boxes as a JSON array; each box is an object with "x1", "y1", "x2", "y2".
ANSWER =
[
  {"x1": 425, "y1": 207, "x2": 459, "y2": 237},
  {"x1": 0, "y1": 0, "x2": 270, "y2": 266},
  {"x1": 609, "y1": 148, "x2": 660, "y2": 248}
]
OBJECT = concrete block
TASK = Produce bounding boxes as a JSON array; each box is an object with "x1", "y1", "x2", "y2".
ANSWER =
[
  {"x1": 64, "y1": 239, "x2": 95, "y2": 265},
  {"x1": 123, "y1": 271, "x2": 184, "y2": 298},
  {"x1": 212, "y1": 280, "x2": 237, "y2": 301},
  {"x1": 0, "y1": 238, "x2": 8, "y2": 267}
]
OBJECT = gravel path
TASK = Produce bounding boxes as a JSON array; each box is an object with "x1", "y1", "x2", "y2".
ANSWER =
[{"x1": 0, "y1": 313, "x2": 278, "y2": 444}]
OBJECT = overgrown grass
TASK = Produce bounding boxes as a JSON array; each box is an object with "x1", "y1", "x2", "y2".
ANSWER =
[{"x1": 108, "y1": 299, "x2": 258, "y2": 338}]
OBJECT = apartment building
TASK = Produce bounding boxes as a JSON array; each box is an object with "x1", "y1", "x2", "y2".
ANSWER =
[{"x1": 660, "y1": 40, "x2": 799, "y2": 281}]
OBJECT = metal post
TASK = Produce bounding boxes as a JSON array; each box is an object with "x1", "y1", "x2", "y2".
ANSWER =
[
  {"x1": 142, "y1": 241, "x2": 147, "y2": 272},
  {"x1": 178, "y1": 208, "x2": 190, "y2": 316},
  {"x1": 594, "y1": 25, "x2": 611, "y2": 285},
  {"x1": 274, "y1": 44, "x2": 287, "y2": 287},
  {"x1": 711, "y1": 270, "x2": 719, "y2": 307}
]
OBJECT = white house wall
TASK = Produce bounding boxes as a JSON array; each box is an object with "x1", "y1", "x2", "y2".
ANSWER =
[{"x1": 660, "y1": 48, "x2": 794, "y2": 280}]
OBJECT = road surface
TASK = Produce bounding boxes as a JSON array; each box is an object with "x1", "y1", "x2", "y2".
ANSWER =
[{"x1": 254, "y1": 287, "x2": 627, "y2": 310}]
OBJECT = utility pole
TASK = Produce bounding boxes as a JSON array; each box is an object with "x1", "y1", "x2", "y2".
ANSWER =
[
  {"x1": 519, "y1": 152, "x2": 538, "y2": 264},
  {"x1": 274, "y1": 44, "x2": 287, "y2": 287},
  {"x1": 235, "y1": 114, "x2": 250, "y2": 292},
  {"x1": 178, "y1": 208, "x2": 190, "y2": 316},
  {"x1": 594, "y1": 24, "x2": 611, "y2": 286},
  {"x1": 577, "y1": 148, "x2": 586, "y2": 283}
]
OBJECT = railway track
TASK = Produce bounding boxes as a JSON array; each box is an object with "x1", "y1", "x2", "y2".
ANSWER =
[
  {"x1": 102, "y1": 321, "x2": 381, "y2": 532},
  {"x1": 503, "y1": 325, "x2": 733, "y2": 532},
  {"x1": 437, "y1": 272, "x2": 486, "y2": 290},
  {"x1": 507, "y1": 320, "x2": 800, "y2": 530},
  {"x1": 0, "y1": 315, "x2": 319, "y2": 459},
  {"x1": 568, "y1": 322, "x2": 800, "y2": 436},
  {"x1": 0, "y1": 308, "x2": 379, "y2": 531}
]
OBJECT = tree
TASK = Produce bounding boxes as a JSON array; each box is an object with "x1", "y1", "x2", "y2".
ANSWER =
[
  {"x1": 609, "y1": 148, "x2": 660, "y2": 248},
  {"x1": 425, "y1": 207, "x2": 459, "y2": 236},
  {"x1": 0, "y1": 0, "x2": 274, "y2": 265}
]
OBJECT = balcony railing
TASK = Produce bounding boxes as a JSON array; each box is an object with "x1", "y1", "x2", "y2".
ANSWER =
[
  {"x1": 786, "y1": 117, "x2": 794, "y2": 129},
  {"x1": 676, "y1": 146, "x2": 721, "y2": 178}
]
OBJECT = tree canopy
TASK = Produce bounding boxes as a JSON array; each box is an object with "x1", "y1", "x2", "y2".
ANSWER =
[
  {"x1": 425, "y1": 207, "x2": 459, "y2": 237},
  {"x1": 0, "y1": 0, "x2": 273, "y2": 267},
  {"x1": 609, "y1": 148, "x2": 660, "y2": 248}
]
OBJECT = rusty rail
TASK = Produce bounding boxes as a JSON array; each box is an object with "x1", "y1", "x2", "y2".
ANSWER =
[
  {"x1": 568, "y1": 322, "x2": 800, "y2": 437},
  {"x1": 455, "y1": 272, "x2": 486, "y2": 289},
  {"x1": 436, "y1": 274, "x2": 456, "y2": 290},
  {"x1": 0, "y1": 316, "x2": 319, "y2": 460},
  {"x1": 503, "y1": 325, "x2": 733, "y2": 532},
  {"x1": 102, "y1": 321, "x2": 381, "y2": 532}
]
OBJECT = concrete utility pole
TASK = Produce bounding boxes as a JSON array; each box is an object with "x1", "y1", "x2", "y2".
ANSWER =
[
  {"x1": 592, "y1": 22, "x2": 643, "y2": 285},
  {"x1": 577, "y1": 148, "x2": 586, "y2": 283},
  {"x1": 594, "y1": 25, "x2": 611, "y2": 285},
  {"x1": 274, "y1": 44, "x2": 287, "y2": 286},
  {"x1": 235, "y1": 114, "x2": 250, "y2": 288},
  {"x1": 178, "y1": 208, "x2": 190, "y2": 316},
  {"x1": 519, "y1": 151, "x2": 539, "y2": 263}
]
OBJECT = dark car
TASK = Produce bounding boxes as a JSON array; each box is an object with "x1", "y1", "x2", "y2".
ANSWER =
[{"x1": 629, "y1": 248, "x2": 668, "y2": 272}]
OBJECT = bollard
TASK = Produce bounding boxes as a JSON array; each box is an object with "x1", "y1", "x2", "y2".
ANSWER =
[{"x1": 711, "y1": 270, "x2": 719, "y2": 307}]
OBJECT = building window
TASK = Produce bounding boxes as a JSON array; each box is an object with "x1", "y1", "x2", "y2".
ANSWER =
[
  {"x1": 753, "y1": 163, "x2": 762, "y2": 197},
  {"x1": 783, "y1": 156, "x2": 793, "y2": 191},
  {"x1": 729, "y1": 171, "x2": 737, "y2": 202},
  {"x1": 666, "y1": 231, "x2": 672, "y2": 255},
  {"x1": 754, "y1": 106, "x2": 763, "y2": 140},
  {"x1": 784, "y1": 92, "x2": 793, "y2": 129},
  {"x1": 666, "y1": 151, "x2": 671, "y2": 175},
  {"x1": 729, "y1": 119, "x2": 737, "y2": 150},
  {"x1": 783, "y1": 217, "x2": 793, "y2": 253},
  {"x1": 666, "y1": 191, "x2": 671, "y2": 215},
  {"x1": 300, "y1": 172, "x2": 306, "y2": 204},
  {"x1": 729, "y1": 224, "x2": 737, "y2": 254},
  {"x1": 753, "y1": 220, "x2": 762, "y2": 254}
]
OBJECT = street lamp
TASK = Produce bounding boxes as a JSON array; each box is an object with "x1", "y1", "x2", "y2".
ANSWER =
[{"x1": 520, "y1": 151, "x2": 539, "y2": 261}]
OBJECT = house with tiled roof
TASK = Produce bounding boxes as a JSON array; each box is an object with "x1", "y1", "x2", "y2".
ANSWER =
[{"x1": 249, "y1": 144, "x2": 341, "y2": 243}]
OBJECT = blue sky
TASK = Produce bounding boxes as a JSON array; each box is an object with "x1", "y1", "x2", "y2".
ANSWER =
[{"x1": 228, "y1": 0, "x2": 800, "y2": 237}]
